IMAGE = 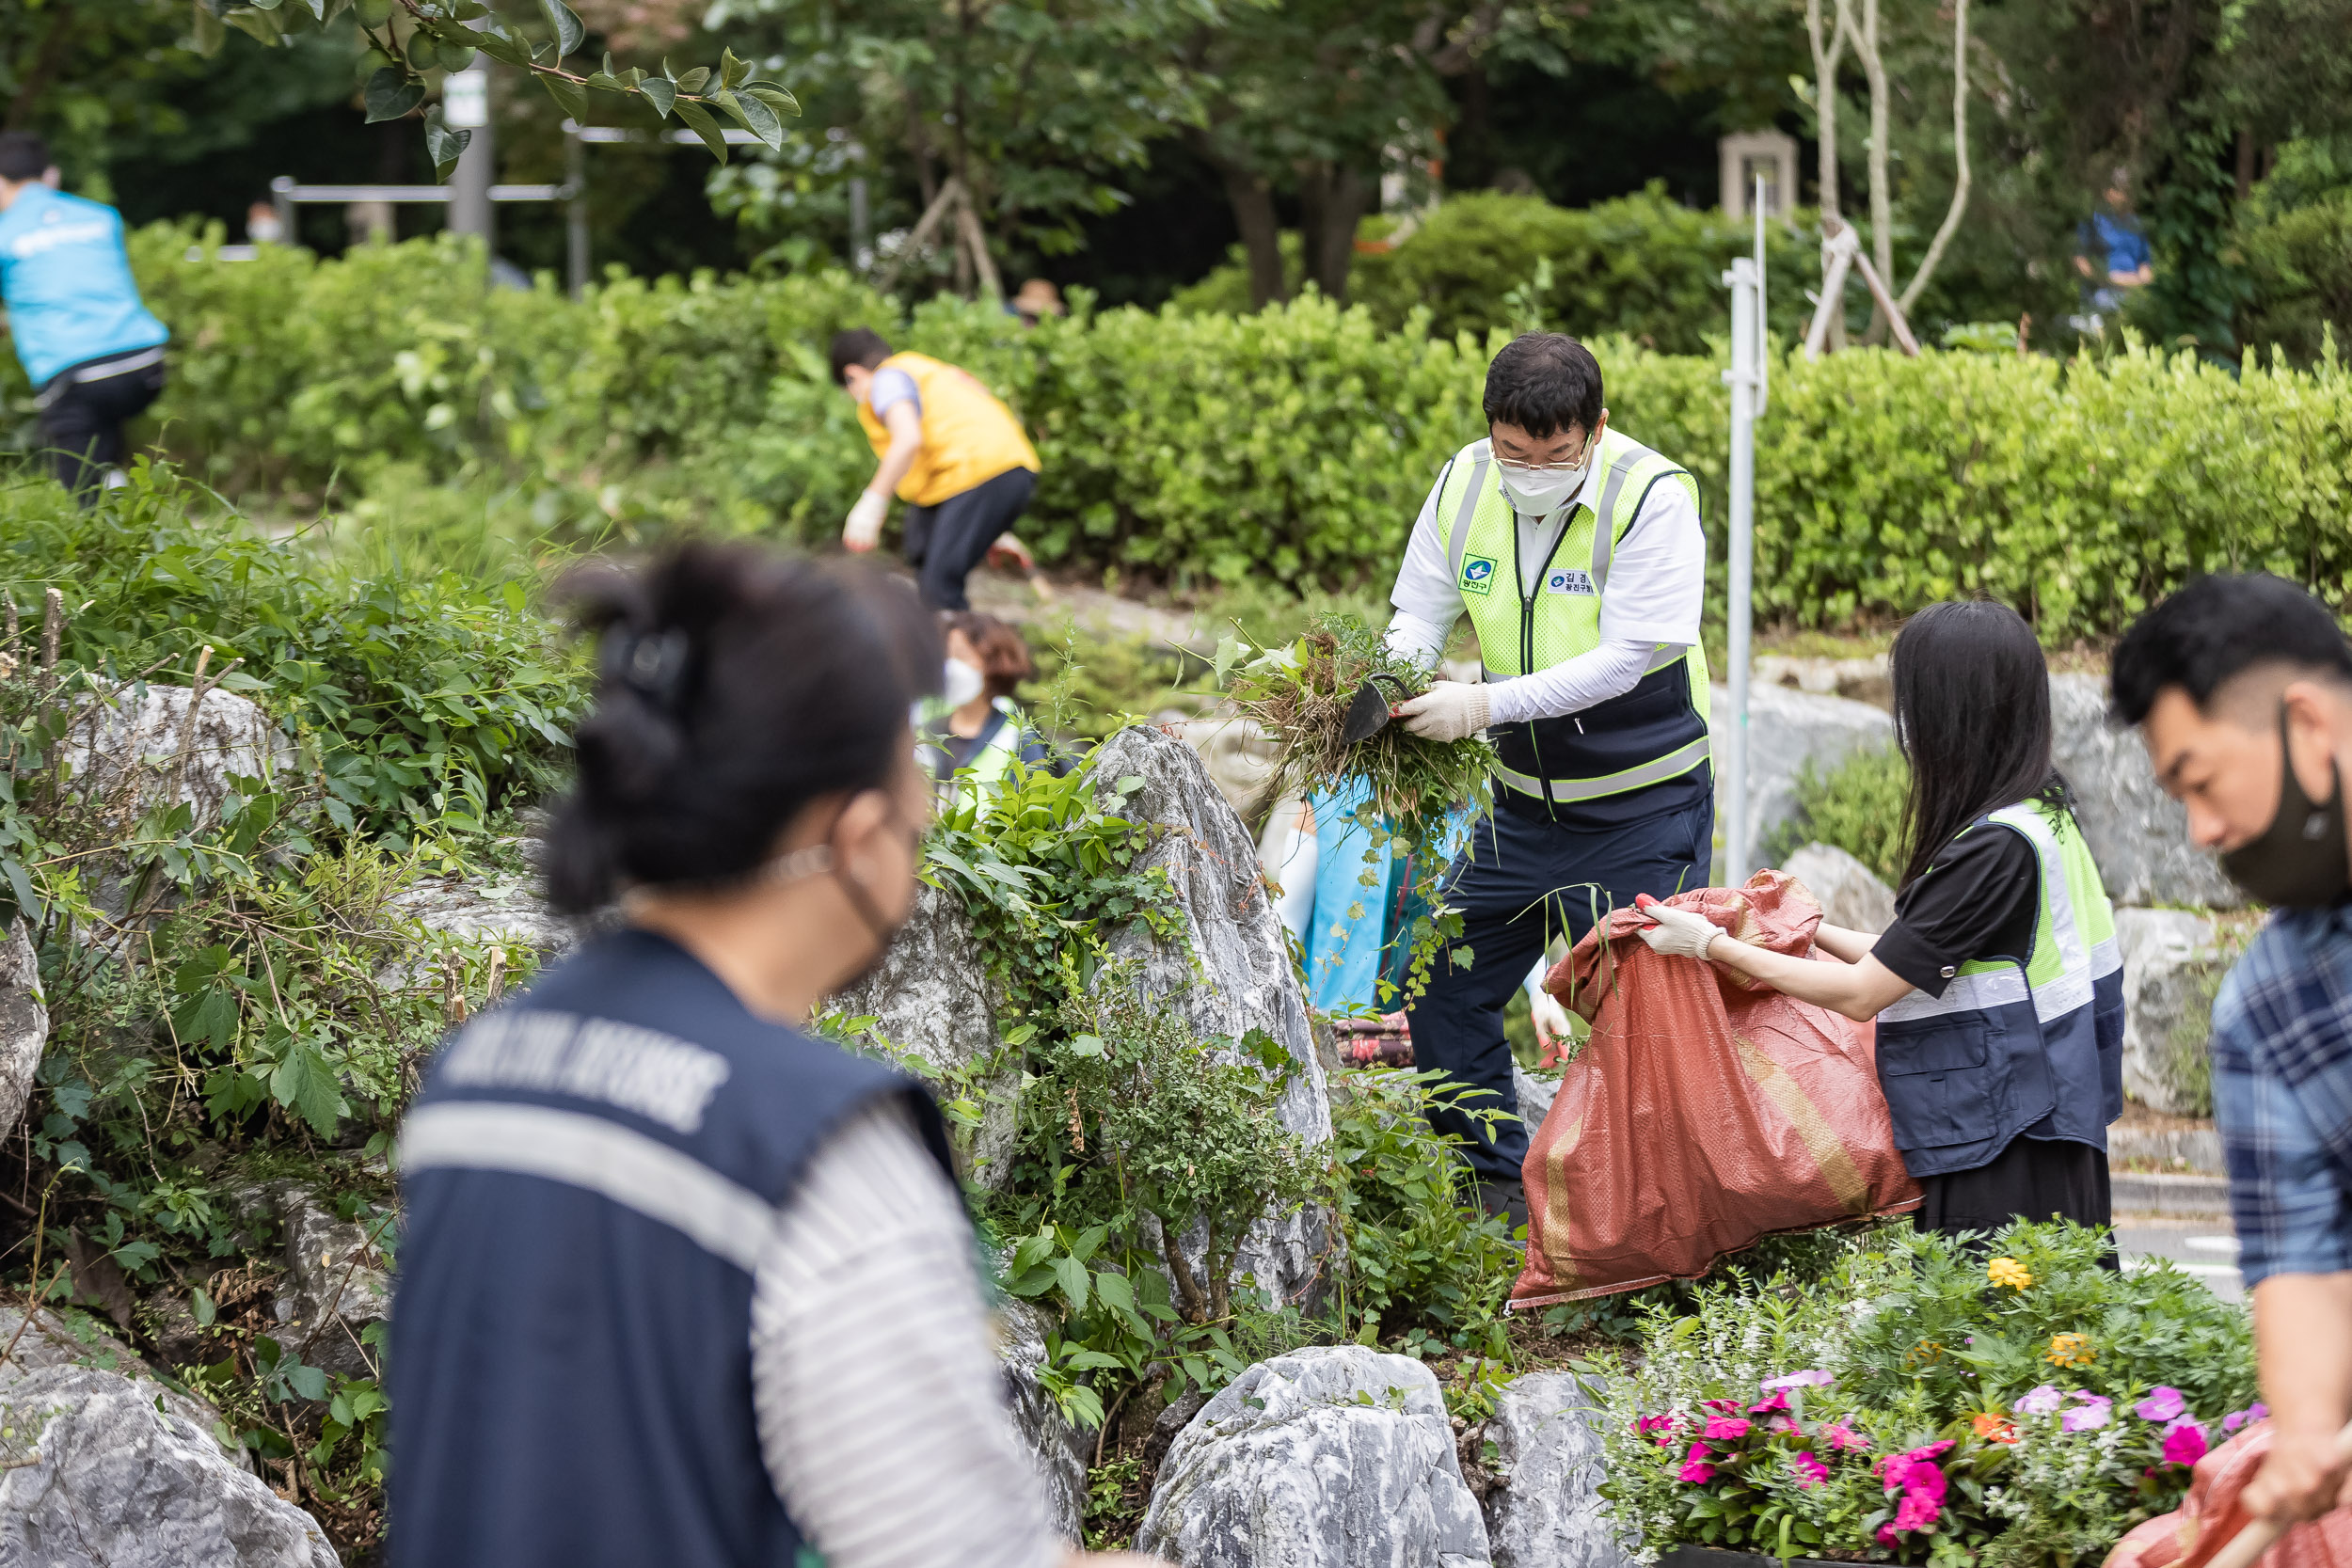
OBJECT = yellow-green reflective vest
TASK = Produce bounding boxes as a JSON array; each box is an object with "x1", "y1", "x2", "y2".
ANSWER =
[
  {"x1": 1432, "y1": 428, "x2": 1712, "y2": 808},
  {"x1": 1874, "y1": 800, "x2": 2125, "y2": 1179}
]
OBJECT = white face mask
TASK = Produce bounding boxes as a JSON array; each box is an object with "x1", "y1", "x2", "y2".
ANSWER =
[
  {"x1": 1497, "y1": 461, "x2": 1588, "y2": 514},
  {"x1": 942, "y1": 657, "x2": 986, "y2": 709}
]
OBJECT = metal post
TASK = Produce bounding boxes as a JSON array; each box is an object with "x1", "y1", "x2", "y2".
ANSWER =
[
  {"x1": 446, "y1": 57, "x2": 495, "y2": 249},
  {"x1": 848, "y1": 175, "x2": 870, "y2": 274},
  {"x1": 1722, "y1": 253, "x2": 1760, "y2": 882},
  {"x1": 565, "y1": 126, "x2": 589, "y2": 298},
  {"x1": 270, "y1": 176, "x2": 296, "y2": 247}
]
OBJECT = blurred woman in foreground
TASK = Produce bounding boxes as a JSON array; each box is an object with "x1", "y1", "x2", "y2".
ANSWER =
[{"x1": 389, "y1": 543, "x2": 1148, "y2": 1568}]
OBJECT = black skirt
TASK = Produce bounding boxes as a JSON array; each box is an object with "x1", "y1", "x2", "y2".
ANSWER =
[{"x1": 1913, "y1": 1134, "x2": 2112, "y2": 1238}]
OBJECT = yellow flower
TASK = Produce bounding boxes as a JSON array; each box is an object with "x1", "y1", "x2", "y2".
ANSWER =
[
  {"x1": 1904, "y1": 1339, "x2": 1947, "y2": 1369},
  {"x1": 1988, "y1": 1257, "x2": 2034, "y2": 1291},
  {"x1": 2047, "y1": 1332, "x2": 2095, "y2": 1368}
]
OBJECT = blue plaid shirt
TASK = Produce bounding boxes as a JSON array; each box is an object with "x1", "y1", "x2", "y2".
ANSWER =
[{"x1": 2211, "y1": 904, "x2": 2352, "y2": 1287}]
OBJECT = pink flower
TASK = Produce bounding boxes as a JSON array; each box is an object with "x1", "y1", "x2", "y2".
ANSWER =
[
  {"x1": 2163, "y1": 1420, "x2": 2210, "y2": 1466},
  {"x1": 1792, "y1": 1451, "x2": 1829, "y2": 1489},
  {"x1": 2136, "y1": 1386, "x2": 2187, "y2": 1422},
  {"x1": 1702, "y1": 1398, "x2": 1743, "y2": 1414},
  {"x1": 1770, "y1": 1417, "x2": 1801, "y2": 1433},
  {"x1": 2012, "y1": 1385, "x2": 2064, "y2": 1417},
  {"x1": 1703, "y1": 1416, "x2": 1753, "y2": 1442},
  {"x1": 2223, "y1": 1403, "x2": 2270, "y2": 1433},
  {"x1": 1634, "y1": 1415, "x2": 1677, "y2": 1435},
  {"x1": 1760, "y1": 1370, "x2": 1836, "y2": 1391},
  {"x1": 2063, "y1": 1395, "x2": 2114, "y2": 1433},
  {"x1": 1893, "y1": 1490, "x2": 1943, "y2": 1532},
  {"x1": 1749, "y1": 1390, "x2": 1791, "y2": 1417},
  {"x1": 1904, "y1": 1463, "x2": 1948, "y2": 1507},
  {"x1": 1878, "y1": 1525, "x2": 1899, "y2": 1547},
  {"x1": 1821, "y1": 1421, "x2": 1869, "y2": 1453},
  {"x1": 1677, "y1": 1442, "x2": 1717, "y2": 1484}
]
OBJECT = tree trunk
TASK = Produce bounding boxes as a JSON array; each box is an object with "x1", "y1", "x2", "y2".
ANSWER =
[
  {"x1": 1298, "y1": 163, "x2": 1372, "y2": 304},
  {"x1": 2235, "y1": 127, "x2": 2257, "y2": 204},
  {"x1": 1898, "y1": 0, "x2": 1971, "y2": 314},
  {"x1": 1194, "y1": 133, "x2": 1288, "y2": 309},
  {"x1": 1854, "y1": 0, "x2": 1894, "y2": 343},
  {"x1": 1806, "y1": 0, "x2": 1851, "y2": 348}
]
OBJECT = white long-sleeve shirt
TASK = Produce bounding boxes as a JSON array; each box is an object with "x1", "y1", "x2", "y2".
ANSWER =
[{"x1": 1386, "y1": 451, "x2": 1706, "y2": 727}]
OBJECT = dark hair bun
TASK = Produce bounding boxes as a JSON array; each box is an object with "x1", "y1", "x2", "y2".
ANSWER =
[{"x1": 543, "y1": 543, "x2": 943, "y2": 912}]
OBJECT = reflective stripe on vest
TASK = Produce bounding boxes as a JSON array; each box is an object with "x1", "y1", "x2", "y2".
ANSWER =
[
  {"x1": 854, "y1": 352, "x2": 1041, "y2": 508},
  {"x1": 1433, "y1": 429, "x2": 1712, "y2": 800},
  {"x1": 1872, "y1": 800, "x2": 2126, "y2": 1178},
  {"x1": 954, "y1": 700, "x2": 1026, "y2": 799}
]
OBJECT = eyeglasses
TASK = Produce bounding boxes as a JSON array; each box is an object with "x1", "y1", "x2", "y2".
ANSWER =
[{"x1": 1495, "y1": 434, "x2": 1597, "y2": 472}]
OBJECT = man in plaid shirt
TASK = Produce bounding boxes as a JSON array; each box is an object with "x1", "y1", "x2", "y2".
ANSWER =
[{"x1": 2114, "y1": 573, "x2": 2352, "y2": 1526}]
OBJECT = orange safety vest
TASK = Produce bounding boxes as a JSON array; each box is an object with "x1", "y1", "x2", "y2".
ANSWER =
[{"x1": 854, "y1": 351, "x2": 1041, "y2": 508}]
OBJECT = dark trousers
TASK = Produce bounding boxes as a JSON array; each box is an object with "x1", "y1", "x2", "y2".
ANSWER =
[
  {"x1": 37, "y1": 351, "x2": 167, "y2": 504},
  {"x1": 1405, "y1": 784, "x2": 1715, "y2": 1184},
  {"x1": 903, "y1": 466, "x2": 1037, "y2": 610},
  {"x1": 1915, "y1": 1134, "x2": 2114, "y2": 1242}
]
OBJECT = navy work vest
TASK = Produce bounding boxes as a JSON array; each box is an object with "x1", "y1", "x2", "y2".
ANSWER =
[
  {"x1": 1873, "y1": 803, "x2": 2124, "y2": 1180},
  {"x1": 389, "y1": 927, "x2": 950, "y2": 1568}
]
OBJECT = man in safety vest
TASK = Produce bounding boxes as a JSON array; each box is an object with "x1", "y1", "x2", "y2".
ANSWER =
[
  {"x1": 1386, "y1": 333, "x2": 1713, "y2": 1225},
  {"x1": 831, "y1": 328, "x2": 1041, "y2": 610}
]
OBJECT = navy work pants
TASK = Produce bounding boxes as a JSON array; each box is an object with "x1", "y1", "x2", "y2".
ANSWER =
[
  {"x1": 903, "y1": 465, "x2": 1036, "y2": 610},
  {"x1": 1405, "y1": 782, "x2": 1714, "y2": 1184}
]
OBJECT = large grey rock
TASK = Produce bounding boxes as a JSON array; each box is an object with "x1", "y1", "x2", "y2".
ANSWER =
[
  {"x1": 1482, "y1": 1372, "x2": 1635, "y2": 1568},
  {"x1": 0, "y1": 916, "x2": 46, "y2": 1143},
  {"x1": 0, "y1": 1306, "x2": 227, "y2": 1446},
  {"x1": 1781, "y1": 842, "x2": 1896, "y2": 935},
  {"x1": 389, "y1": 873, "x2": 580, "y2": 967},
  {"x1": 1136, "y1": 1345, "x2": 1491, "y2": 1568},
  {"x1": 0, "y1": 1365, "x2": 338, "y2": 1567},
  {"x1": 996, "y1": 1299, "x2": 1089, "y2": 1543},
  {"x1": 2049, "y1": 673, "x2": 2242, "y2": 910},
  {"x1": 1167, "y1": 715, "x2": 1283, "y2": 826},
  {"x1": 1512, "y1": 1064, "x2": 1559, "y2": 1132},
  {"x1": 59, "y1": 683, "x2": 295, "y2": 832},
  {"x1": 2116, "y1": 908, "x2": 2247, "y2": 1117},
  {"x1": 1753, "y1": 654, "x2": 1891, "y2": 710},
  {"x1": 1709, "y1": 686, "x2": 1894, "y2": 879},
  {"x1": 830, "y1": 879, "x2": 1017, "y2": 1187},
  {"x1": 271, "y1": 1188, "x2": 390, "y2": 1383},
  {"x1": 1089, "y1": 726, "x2": 1335, "y2": 1308}
]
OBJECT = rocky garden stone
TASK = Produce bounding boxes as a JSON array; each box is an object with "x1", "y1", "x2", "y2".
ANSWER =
[
  {"x1": 0, "y1": 916, "x2": 46, "y2": 1145},
  {"x1": 1708, "y1": 687, "x2": 1893, "y2": 880},
  {"x1": 2047, "y1": 674, "x2": 2240, "y2": 911},
  {"x1": 1136, "y1": 1344, "x2": 1491, "y2": 1568},
  {"x1": 1481, "y1": 1371, "x2": 1636, "y2": 1568},
  {"x1": 1780, "y1": 843, "x2": 1895, "y2": 935}
]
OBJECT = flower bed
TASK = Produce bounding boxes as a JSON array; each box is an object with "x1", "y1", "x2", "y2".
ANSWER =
[{"x1": 1593, "y1": 1223, "x2": 2259, "y2": 1568}]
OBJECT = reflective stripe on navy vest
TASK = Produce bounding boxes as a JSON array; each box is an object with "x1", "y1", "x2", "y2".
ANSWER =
[
  {"x1": 1432, "y1": 429, "x2": 1712, "y2": 808},
  {"x1": 387, "y1": 929, "x2": 951, "y2": 1568},
  {"x1": 1873, "y1": 801, "x2": 2125, "y2": 1180}
]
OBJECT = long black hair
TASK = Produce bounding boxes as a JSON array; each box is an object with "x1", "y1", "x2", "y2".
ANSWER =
[
  {"x1": 1890, "y1": 600, "x2": 2073, "y2": 890},
  {"x1": 542, "y1": 542, "x2": 942, "y2": 912}
]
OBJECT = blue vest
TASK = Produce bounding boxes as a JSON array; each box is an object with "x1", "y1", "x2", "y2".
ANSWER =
[
  {"x1": 389, "y1": 928, "x2": 951, "y2": 1568},
  {"x1": 0, "y1": 185, "x2": 168, "y2": 390},
  {"x1": 1873, "y1": 803, "x2": 2125, "y2": 1180}
]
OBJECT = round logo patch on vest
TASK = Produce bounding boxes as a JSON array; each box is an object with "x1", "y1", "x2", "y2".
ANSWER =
[
  {"x1": 1545, "y1": 567, "x2": 1597, "y2": 596},
  {"x1": 1460, "y1": 555, "x2": 1497, "y2": 596}
]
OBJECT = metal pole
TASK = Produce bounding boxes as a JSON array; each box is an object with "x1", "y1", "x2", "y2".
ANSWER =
[
  {"x1": 848, "y1": 175, "x2": 870, "y2": 275},
  {"x1": 446, "y1": 56, "x2": 495, "y2": 250},
  {"x1": 270, "y1": 176, "x2": 295, "y2": 247},
  {"x1": 1723, "y1": 252, "x2": 1759, "y2": 881},
  {"x1": 565, "y1": 126, "x2": 589, "y2": 298}
]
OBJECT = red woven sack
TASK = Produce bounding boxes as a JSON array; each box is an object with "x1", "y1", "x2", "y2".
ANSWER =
[
  {"x1": 2106, "y1": 1424, "x2": 2352, "y2": 1568},
  {"x1": 1510, "y1": 869, "x2": 1923, "y2": 1307}
]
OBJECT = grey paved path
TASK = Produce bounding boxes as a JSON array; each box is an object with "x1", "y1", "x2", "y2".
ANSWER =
[{"x1": 2117, "y1": 1217, "x2": 2244, "y2": 1303}]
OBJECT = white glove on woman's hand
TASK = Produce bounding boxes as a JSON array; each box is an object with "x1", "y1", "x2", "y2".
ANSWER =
[
  {"x1": 1392, "y1": 680, "x2": 1490, "y2": 743},
  {"x1": 1529, "y1": 988, "x2": 1573, "y2": 1052},
  {"x1": 1633, "y1": 898, "x2": 1720, "y2": 960},
  {"x1": 842, "y1": 490, "x2": 889, "y2": 552}
]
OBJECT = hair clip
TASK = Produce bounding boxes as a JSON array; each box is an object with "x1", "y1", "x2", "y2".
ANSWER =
[{"x1": 602, "y1": 626, "x2": 692, "y2": 711}]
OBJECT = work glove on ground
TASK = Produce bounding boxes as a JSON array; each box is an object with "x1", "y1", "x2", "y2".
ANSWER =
[
  {"x1": 1632, "y1": 896, "x2": 1720, "y2": 960},
  {"x1": 842, "y1": 490, "x2": 889, "y2": 553},
  {"x1": 1392, "y1": 680, "x2": 1490, "y2": 743}
]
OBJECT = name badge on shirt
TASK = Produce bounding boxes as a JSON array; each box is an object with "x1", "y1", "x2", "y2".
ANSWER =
[{"x1": 1544, "y1": 567, "x2": 1597, "y2": 596}]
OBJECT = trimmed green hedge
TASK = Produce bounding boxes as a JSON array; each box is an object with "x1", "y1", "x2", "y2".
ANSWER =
[{"x1": 6, "y1": 226, "x2": 2350, "y2": 640}]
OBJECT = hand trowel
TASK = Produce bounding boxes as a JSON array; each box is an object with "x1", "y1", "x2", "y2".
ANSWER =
[{"x1": 1340, "y1": 673, "x2": 1414, "y2": 745}]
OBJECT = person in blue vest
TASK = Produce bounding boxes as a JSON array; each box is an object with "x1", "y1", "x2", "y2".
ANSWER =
[
  {"x1": 0, "y1": 134, "x2": 168, "y2": 501},
  {"x1": 1381, "y1": 333, "x2": 1715, "y2": 1224},
  {"x1": 1635, "y1": 600, "x2": 2125, "y2": 1239},
  {"x1": 389, "y1": 544, "x2": 1126, "y2": 1568}
]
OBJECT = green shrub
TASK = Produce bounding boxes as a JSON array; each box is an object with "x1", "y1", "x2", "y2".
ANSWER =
[
  {"x1": 1768, "y1": 745, "x2": 1910, "y2": 884},
  {"x1": 18, "y1": 232, "x2": 2352, "y2": 639},
  {"x1": 2236, "y1": 138, "x2": 2352, "y2": 367}
]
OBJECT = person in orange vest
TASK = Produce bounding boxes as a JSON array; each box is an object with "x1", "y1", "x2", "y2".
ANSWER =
[{"x1": 830, "y1": 328, "x2": 1041, "y2": 610}]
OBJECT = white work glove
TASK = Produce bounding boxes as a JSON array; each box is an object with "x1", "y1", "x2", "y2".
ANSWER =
[
  {"x1": 1530, "y1": 988, "x2": 1573, "y2": 1053},
  {"x1": 1633, "y1": 895, "x2": 1720, "y2": 960},
  {"x1": 1391, "y1": 680, "x2": 1490, "y2": 743},
  {"x1": 987, "y1": 532, "x2": 1036, "y2": 571},
  {"x1": 842, "y1": 490, "x2": 889, "y2": 553}
]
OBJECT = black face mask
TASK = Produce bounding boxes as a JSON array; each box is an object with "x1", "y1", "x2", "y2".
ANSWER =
[{"x1": 2219, "y1": 708, "x2": 2351, "y2": 908}]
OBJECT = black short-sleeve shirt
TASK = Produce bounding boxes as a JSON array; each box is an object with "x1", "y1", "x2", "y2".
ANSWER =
[{"x1": 1871, "y1": 822, "x2": 2040, "y2": 998}]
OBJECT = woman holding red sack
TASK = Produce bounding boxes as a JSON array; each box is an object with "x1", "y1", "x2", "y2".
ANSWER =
[{"x1": 1632, "y1": 600, "x2": 2125, "y2": 1238}]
